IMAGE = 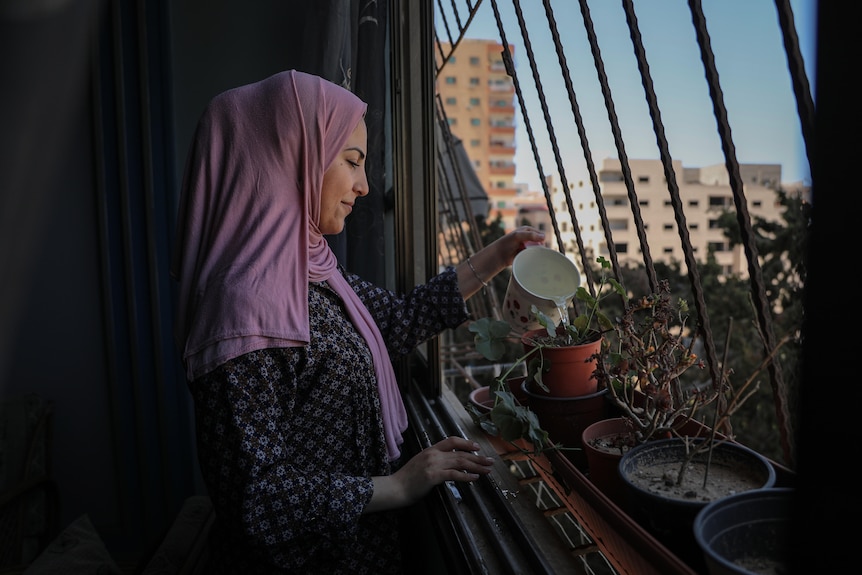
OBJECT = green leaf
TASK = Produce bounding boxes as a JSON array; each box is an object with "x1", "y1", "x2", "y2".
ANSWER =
[
  {"x1": 572, "y1": 314, "x2": 589, "y2": 334},
  {"x1": 608, "y1": 277, "x2": 626, "y2": 297},
  {"x1": 491, "y1": 403, "x2": 526, "y2": 442},
  {"x1": 469, "y1": 317, "x2": 512, "y2": 361},
  {"x1": 533, "y1": 306, "x2": 557, "y2": 337},
  {"x1": 526, "y1": 356, "x2": 550, "y2": 393},
  {"x1": 596, "y1": 311, "x2": 614, "y2": 331},
  {"x1": 575, "y1": 286, "x2": 595, "y2": 306}
]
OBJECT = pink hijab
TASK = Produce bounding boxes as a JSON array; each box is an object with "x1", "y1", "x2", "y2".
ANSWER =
[{"x1": 171, "y1": 70, "x2": 407, "y2": 460}]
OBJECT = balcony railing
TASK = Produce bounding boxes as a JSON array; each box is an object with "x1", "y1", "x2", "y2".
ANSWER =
[{"x1": 429, "y1": 0, "x2": 812, "y2": 572}]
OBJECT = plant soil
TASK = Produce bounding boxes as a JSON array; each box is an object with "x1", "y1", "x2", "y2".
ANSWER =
[
  {"x1": 625, "y1": 457, "x2": 766, "y2": 503},
  {"x1": 587, "y1": 432, "x2": 635, "y2": 457}
]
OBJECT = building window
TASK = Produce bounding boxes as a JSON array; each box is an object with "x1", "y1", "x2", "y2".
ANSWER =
[
  {"x1": 708, "y1": 219, "x2": 721, "y2": 229},
  {"x1": 688, "y1": 199, "x2": 699, "y2": 207},
  {"x1": 664, "y1": 199, "x2": 672, "y2": 206},
  {"x1": 709, "y1": 241, "x2": 728, "y2": 252},
  {"x1": 663, "y1": 247, "x2": 673, "y2": 254},
  {"x1": 639, "y1": 199, "x2": 649, "y2": 206},
  {"x1": 445, "y1": 76, "x2": 456, "y2": 84},
  {"x1": 615, "y1": 242, "x2": 628, "y2": 253},
  {"x1": 445, "y1": 97, "x2": 456, "y2": 105},
  {"x1": 474, "y1": 160, "x2": 481, "y2": 169},
  {"x1": 470, "y1": 118, "x2": 481, "y2": 126},
  {"x1": 447, "y1": 118, "x2": 456, "y2": 126},
  {"x1": 469, "y1": 56, "x2": 480, "y2": 65},
  {"x1": 470, "y1": 139, "x2": 480, "y2": 147},
  {"x1": 638, "y1": 175, "x2": 650, "y2": 183},
  {"x1": 663, "y1": 223, "x2": 673, "y2": 230},
  {"x1": 609, "y1": 219, "x2": 628, "y2": 231},
  {"x1": 469, "y1": 97, "x2": 480, "y2": 106},
  {"x1": 469, "y1": 77, "x2": 480, "y2": 86},
  {"x1": 709, "y1": 195, "x2": 729, "y2": 208},
  {"x1": 689, "y1": 222, "x2": 699, "y2": 230},
  {"x1": 752, "y1": 200, "x2": 763, "y2": 207}
]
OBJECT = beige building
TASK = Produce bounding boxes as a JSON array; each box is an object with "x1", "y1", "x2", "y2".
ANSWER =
[
  {"x1": 437, "y1": 39, "x2": 518, "y2": 225},
  {"x1": 535, "y1": 158, "x2": 803, "y2": 279}
]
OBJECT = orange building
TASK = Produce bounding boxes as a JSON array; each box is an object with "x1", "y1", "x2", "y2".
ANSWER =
[{"x1": 437, "y1": 39, "x2": 518, "y2": 228}]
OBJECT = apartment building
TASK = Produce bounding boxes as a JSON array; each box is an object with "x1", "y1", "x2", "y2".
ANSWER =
[
  {"x1": 437, "y1": 39, "x2": 518, "y2": 224},
  {"x1": 519, "y1": 158, "x2": 801, "y2": 279}
]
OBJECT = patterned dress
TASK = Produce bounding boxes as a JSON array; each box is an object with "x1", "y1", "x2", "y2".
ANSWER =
[{"x1": 189, "y1": 266, "x2": 469, "y2": 574}]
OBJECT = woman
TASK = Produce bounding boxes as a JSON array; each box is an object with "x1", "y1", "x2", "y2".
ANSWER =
[{"x1": 171, "y1": 69, "x2": 545, "y2": 574}]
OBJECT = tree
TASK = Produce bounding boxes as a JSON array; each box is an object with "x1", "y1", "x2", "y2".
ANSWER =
[{"x1": 713, "y1": 189, "x2": 809, "y2": 463}]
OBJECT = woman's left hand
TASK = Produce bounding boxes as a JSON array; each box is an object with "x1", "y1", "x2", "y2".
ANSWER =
[{"x1": 366, "y1": 437, "x2": 495, "y2": 512}]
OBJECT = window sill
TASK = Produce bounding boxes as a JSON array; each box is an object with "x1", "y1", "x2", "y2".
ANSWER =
[{"x1": 407, "y1": 381, "x2": 795, "y2": 574}]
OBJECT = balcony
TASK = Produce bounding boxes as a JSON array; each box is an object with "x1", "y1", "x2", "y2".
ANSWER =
[
  {"x1": 2, "y1": 1, "x2": 847, "y2": 573},
  {"x1": 430, "y1": 0, "x2": 844, "y2": 573}
]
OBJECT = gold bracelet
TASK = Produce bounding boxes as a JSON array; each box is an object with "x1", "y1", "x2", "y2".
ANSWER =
[{"x1": 467, "y1": 257, "x2": 490, "y2": 288}]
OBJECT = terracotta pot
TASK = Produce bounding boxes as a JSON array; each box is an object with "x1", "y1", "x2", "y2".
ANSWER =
[
  {"x1": 467, "y1": 376, "x2": 529, "y2": 414},
  {"x1": 522, "y1": 380, "x2": 608, "y2": 471},
  {"x1": 580, "y1": 417, "x2": 636, "y2": 508},
  {"x1": 468, "y1": 386, "x2": 495, "y2": 414},
  {"x1": 618, "y1": 438, "x2": 777, "y2": 572},
  {"x1": 520, "y1": 329, "x2": 602, "y2": 397}
]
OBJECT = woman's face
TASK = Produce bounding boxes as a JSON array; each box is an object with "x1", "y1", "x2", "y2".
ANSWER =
[{"x1": 319, "y1": 119, "x2": 368, "y2": 235}]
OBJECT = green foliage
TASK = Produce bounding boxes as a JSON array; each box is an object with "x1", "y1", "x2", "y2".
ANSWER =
[
  {"x1": 618, "y1": 189, "x2": 808, "y2": 464},
  {"x1": 711, "y1": 189, "x2": 808, "y2": 463},
  {"x1": 466, "y1": 256, "x2": 623, "y2": 454},
  {"x1": 469, "y1": 317, "x2": 513, "y2": 361},
  {"x1": 462, "y1": 189, "x2": 808, "y2": 466}
]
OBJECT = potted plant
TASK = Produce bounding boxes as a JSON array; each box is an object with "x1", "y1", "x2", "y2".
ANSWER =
[
  {"x1": 466, "y1": 256, "x2": 624, "y2": 464},
  {"x1": 584, "y1": 279, "x2": 789, "y2": 570},
  {"x1": 579, "y1": 279, "x2": 708, "y2": 505}
]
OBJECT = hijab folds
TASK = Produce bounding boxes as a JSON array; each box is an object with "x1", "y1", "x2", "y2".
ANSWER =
[{"x1": 171, "y1": 70, "x2": 407, "y2": 460}]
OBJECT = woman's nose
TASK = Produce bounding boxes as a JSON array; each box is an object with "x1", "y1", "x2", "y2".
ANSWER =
[{"x1": 355, "y1": 170, "x2": 369, "y2": 196}]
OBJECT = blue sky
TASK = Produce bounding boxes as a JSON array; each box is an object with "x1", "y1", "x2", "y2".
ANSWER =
[{"x1": 455, "y1": 0, "x2": 817, "y2": 189}]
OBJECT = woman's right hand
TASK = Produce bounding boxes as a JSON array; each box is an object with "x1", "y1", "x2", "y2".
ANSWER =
[
  {"x1": 365, "y1": 436, "x2": 495, "y2": 512},
  {"x1": 457, "y1": 226, "x2": 546, "y2": 299}
]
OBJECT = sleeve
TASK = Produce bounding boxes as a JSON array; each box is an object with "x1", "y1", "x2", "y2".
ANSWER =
[
  {"x1": 190, "y1": 349, "x2": 375, "y2": 569},
  {"x1": 345, "y1": 265, "x2": 470, "y2": 356}
]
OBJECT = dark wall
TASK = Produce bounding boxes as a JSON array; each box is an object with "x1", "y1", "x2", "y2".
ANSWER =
[
  {"x1": 0, "y1": 0, "x2": 124, "y2": 544},
  {"x1": 1, "y1": 0, "x2": 389, "y2": 564}
]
